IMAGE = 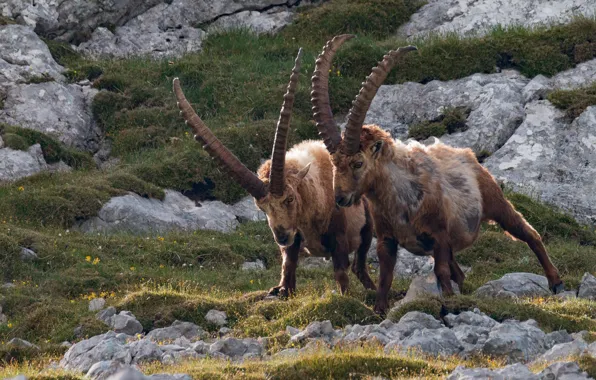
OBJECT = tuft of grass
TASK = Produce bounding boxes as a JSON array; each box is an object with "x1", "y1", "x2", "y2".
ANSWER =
[
  {"x1": 0, "y1": 16, "x2": 15, "y2": 25},
  {"x1": 548, "y1": 81, "x2": 596, "y2": 120},
  {"x1": 107, "y1": 172, "x2": 165, "y2": 200},
  {"x1": 42, "y1": 39, "x2": 84, "y2": 69},
  {"x1": 408, "y1": 107, "x2": 470, "y2": 140},
  {"x1": 283, "y1": 0, "x2": 425, "y2": 44},
  {"x1": 24, "y1": 73, "x2": 54, "y2": 84}
]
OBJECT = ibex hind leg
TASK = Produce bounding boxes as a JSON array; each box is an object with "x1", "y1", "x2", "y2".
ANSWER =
[{"x1": 478, "y1": 170, "x2": 564, "y2": 293}]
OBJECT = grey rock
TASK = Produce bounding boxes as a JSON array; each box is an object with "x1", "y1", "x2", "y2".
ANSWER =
[
  {"x1": 389, "y1": 311, "x2": 443, "y2": 340},
  {"x1": 77, "y1": 190, "x2": 239, "y2": 234},
  {"x1": 0, "y1": 82, "x2": 100, "y2": 152},
  {"x1": 535, "y1": 340, "x2": 588, "y2": 363},
  {"x1": 60, "y1": 331, "x2": 132, "y2": 373},
  {"x1": 0, "y1": 145, "x2": 48, "y2": 183},
  {"x1": 523, "y1": 75, "x2": 553, "y2": 103},
  {"x1": 96, "y1": 307, "x2": 117, "y2": 326},
  {"x1": 451, "y1": 325, "x2": 491, "y2": 355},
  {"x1": 129, "y1": 339, "x2": 163, "y2": 364},
  {"x1": 0, "y1": 25, "x2": 64, "y2": 87},
  {"x1": 112, "y1": 311, "x2": 143, "y2": 336},
  {"x1": 572, "y1": 331, "x2": 590, "y2": 342},
  {"x1": 8, "y1": 338, "x2": 40, "y2": 350},
  {"x1": 105, "y1": 368, "x2": 146, "y2": 380},
  {"x1": 3, "y1": 376, "x2": 28, "y2": 380},
  {"x1": 0, "y1": 313, "x2": 7, "y2": 324},
  {"x1": 586, "y1": 342, "x2": 596, "y2": 358},
  {"x1": 444, "y1": 310, "x2": 498, "y2": 329},
  {"x1": 20, "y1": 247, "x2": 37, "y2": 261},
  {"x1": 483, "y1": 319, "x2": 548, "y2": 363},
  {"x1": 205, "y1": 309, "x2": 227, "y2": 326},
  {"x1": 218, "y1": 327, "x2": 232, "y2": 337},
  {"x1": 77, "y1": 26, "x2": 206, "y2": 59},
  {"x1": 363, "y1": 71, "x2": 528, "y2": 154},
  {"x1": 290, "y1": 320, "x2": 338, "y2": 344},
  {"x1": 551, "y1": 59, "x2": 596, "y2": 91},
  {"x1": 0, "y1": 136, "x2": 4, "y2": 149},
  {"x1": 148, "y1": 374, "x2": 192, "y2": 380},
  {"x1": 369, "y1": 239, "x2": 434, "y2": 277},
  {"x1": 241, "y1": 259, "x2": 266, "y2": 271},
  {"x1": 209, "y1": 337, "x2": 265, "y2": 359},
  {"x1": 447, "y1": 363, "x2": 538, "y2": 380},
  {"x1": 300, "y1": 256, "x2": 332, "y2": 270},
  {"x1": 386, "y1": 327, "x2": 463, "y2": 357},
  {"x1": 207, "y1": 9, "x2": 293, "y2": 34},
  {"x1": 485, "y1": 103, "x2": 596, "y2": 224},
  {"x1": 392, "y1": 273, "x2": 459, "y2": 309},
  {"x1": 556, "y1": 291, "x2": 578, "y2": 300},
  {"x1": 275, "y1": 348, "x2": 299, "y2": 358},
  {"x1": 47, "y1": 160, "x2": 72, "y2": 174},
  {"x1": 2, "y1": 282, "x2": 16, "y2": 289},
  {"x1": 61, "y1": 341, "x2": 73, "y2": 348},
  {"x1": 578, "y1": 272, "x2": 596, "y2": 300},
  {"x1": 146, "y1": 320, "x2": 206, "y2": 342},
  {"x1": 191, "y1": 341, "x2": 210, "y2": 355},
  {"x1": 231, "y1": 196, "x2": 266, "y2": 222},
  {"x1": 538, "y1": 361, "x2": 591, "y2": 380},
  {"x1": 475, "y1": 272, "x2": 551, "y2": 299},
  {"x1": 89, "y1": 298, "x2": 106, "y2": 312},
  {"x1": 398, "y1": 0, "x2": 596, "y2": 39},
  {"x1": 86, "y1": 360, "x2": 132, "y2": 380},
  {"x1": 545, "y1": 331, "x2": 574, "y2": 349},
  {"x1": 286, "y1": 326, "x2": 300, "y2": 337}
]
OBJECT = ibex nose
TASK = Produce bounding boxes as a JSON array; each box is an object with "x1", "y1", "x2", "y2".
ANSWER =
[
  {"x1": 335, "y1": 195, "x2": 346, "y2": 207},
  {"x1": 273, "y1": 227, "x2": 290, "y2": 246}
]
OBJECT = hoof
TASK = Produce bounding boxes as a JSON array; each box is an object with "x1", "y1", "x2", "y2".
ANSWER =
[
  {"x1": 268, "y1": 286, "x2": 291, "y2": 299},
  {"x1": 552, "y1": 282, "x2": 565, "y2": 294}
]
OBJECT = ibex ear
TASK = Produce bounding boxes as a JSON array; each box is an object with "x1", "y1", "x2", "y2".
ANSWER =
[
  {"x1": 371, "y1": 140, "x2": 383, "y2": 159},
  {"x1": 297, "y1": 162, "x2": 312, "y2": 181}
]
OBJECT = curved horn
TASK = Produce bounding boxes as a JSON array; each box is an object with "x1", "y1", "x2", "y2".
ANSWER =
[
  {"x1": 173, "y1": 78, "x2": 268, "y2": 199},
  {"x1": 270, "y1": 48, "x2": 303, "y2": 196},
  {"x1": 343, "y1": 45, "x2": 417, "y2": 155},
  {"x1": 311, "y1": 34, "x2": 355, "y2": 153}
]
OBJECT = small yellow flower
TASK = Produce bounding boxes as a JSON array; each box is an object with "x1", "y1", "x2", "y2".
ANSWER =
[
  {"x1": 130, "y1": 266, "x2": 136, "y2": 271},
  {"x1": 110, "y1": 292, "x2": 116, "y2": 298},
  {"x1": 70, "y1": 300, "x2": 75, "y2": 304},
  {"x1": 7, "y1": 322, "x2": 13, "y2": 328},
  {"x1": 17, "y1": 186, "x2": 24, "y2": 191},
  {"x1": 159, "y1": 264, "x2": 165, "y2": 268},
  {"x1": 337, "y1": 70, "x2": 341, "y2": 76},
  {"x1": 85, "y1": 256, "x2": 91, "y2": 262},
  {"x1": 250, "y1": 280, "x2": 254, "y2": 284},
  {"x1": 92, "y1": 257, "x2": 100, "y2": 265},
  {"x1": 157, "y1": 236, "x2": 165, "y2": 242}
]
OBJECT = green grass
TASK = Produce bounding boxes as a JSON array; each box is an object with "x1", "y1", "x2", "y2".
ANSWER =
[{"x1": 548, "y1": 81, "x2": 596, "y2": 120}]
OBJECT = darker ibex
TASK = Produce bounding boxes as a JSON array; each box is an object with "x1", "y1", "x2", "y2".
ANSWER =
[
  {"x1": 312, "y1": 35, "x2": 564, "y2": 314},
  {"x1": 173, "y1": 49, "x2": 376, "y2": 297}
]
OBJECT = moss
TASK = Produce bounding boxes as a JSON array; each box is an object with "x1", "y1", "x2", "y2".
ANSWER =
[
  {"x1": 283, "y1": 0, "x2": 425, "y2": 43},
  {"x1": 42, "y1": 39, "x2": 83, "y2": 68},
  {"x1": 579, "y1": 356, "x2": 596, "y2": 379},
  {"x1": 476, "y1": 150, "x2": 491, "y2": 163},
  {"x1": 107, "y1": 172, "x2": 165, "y2": 200},
  {"x1": 65, "y1": 64, "x2": 103, "y2": 82},
  {"x1": 25, "y1": 73, "x2": 54, "y2": 84},
  {"x1": 0, "y1": 233, "x2": 22, "y2": 281},
  {"x1": 387, "y1": 298, "x2": 443, "y2": 321},
  {"x1": 2, "y1": 133, "x2": 29, "y2": 151},
  {"x1": 548, "y1": 81, "x2": 596, "y2": 120},
  {"x1": 408, "y1": 107, "x2": 469, "y2": 141},
  {"x1": 1, "y1": 125, "x2": 94, "y2": 169},
  {"x1": 0, "y1": 16, "x2": 16, "y2": 25}
]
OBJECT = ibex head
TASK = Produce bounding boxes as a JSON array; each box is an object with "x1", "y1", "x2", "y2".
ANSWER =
[
  {"x1": 173, "y1": 49, "x2": 307, "y2": 246},
  {"x1": 311, "y1": 35, "x2": 417, "y2": 207}
]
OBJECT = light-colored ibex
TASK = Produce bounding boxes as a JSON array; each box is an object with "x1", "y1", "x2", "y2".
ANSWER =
[
  {"x1": 312, "y1": 35, "x2": 565, "y2": 314},
  {"x1": 173, "y1": 49, "x2": 376, "y2": 297}
]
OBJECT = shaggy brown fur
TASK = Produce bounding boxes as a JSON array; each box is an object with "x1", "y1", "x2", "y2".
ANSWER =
[
  {"x1": 332, "y1": 126, "x2": 564, "y2": 314},
  {"x1": 257, "y1": 140, "x2": 376, "y2": 296}
]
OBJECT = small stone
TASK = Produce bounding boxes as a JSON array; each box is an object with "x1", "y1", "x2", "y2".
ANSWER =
[
  {"x1": 535, "y1": 340, "x2": 588, "y2": 363},
  {"x1": 286, "y1": 326, "x2": 300, "y2": 337},
  {"x1": 96, "y1": 306, "x2": 117, "y2": 326},
  {"x1": 475, "y1": 273, "x2": 551, "y2": 299},
  {"x1": 106, "y1": 368, "x2": 146, "y2": 380},
  {"x1": 241, "y1": 260, "x2": 265, "y2": 271},
  {"x1": 218, "y1": 327, "x2": 232, "y2": 337},
  {"x1": 556, "y1": 290, "x2": 578, "y2": 300},
  {"x1": 20, "y1": 247, "x2": 38, "y2": 261},
  {"x1": 146, "y1": 320, "x2": 206, "y2": 342},
  {"x1": 89, "y1": 298, "x2": 106, "y2": 312},
  {"x1": 300, "y1": 256, "x2": 332, "y2": 270},
  {"x1": 275, "y1": 348, "x2": 299, "y2": 358},
  {"x1": 61, "y1": 341, "x2": 73, "y2": 348},
  {"x1": 129, "y1": 339, "x2": 163, "y2": 364},
  {"x1": 578, "y1": 272, "x2": 596, "y2": 300},
  {"x1": 86, "y1": 360, "x2": 131, "y2": 380},
  {"x1": 205, "y1": 310, "x2": 227, "y2": 326},
  {"x1": 112, "y1": 311, "x2": 143, "y2": 335},
  {"x1": 2, "y1": 283, "x2": 16, "y2": 289},
  {"x1": 544, "y1": 330, "x2": 573, "y2": 348}
]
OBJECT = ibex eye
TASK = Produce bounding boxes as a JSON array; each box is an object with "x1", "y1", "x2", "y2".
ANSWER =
[
  {"x1": 352, "y1": 162, "x2": 363, "y2": 169},
  {"x1": 286, "y1": 196, "x2": 294, "y2": 203}
]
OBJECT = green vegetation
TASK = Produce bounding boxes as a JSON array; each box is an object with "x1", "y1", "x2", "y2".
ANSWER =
[
  {"x1": 408, "y1": 107, "x2": 470, "y2": 140},
  {"x1": 0, "y1": 16, "x2": 15, "y2": 26},
  {"x1": 548, "y1": 81, "x2": 596, "y2": 119}
]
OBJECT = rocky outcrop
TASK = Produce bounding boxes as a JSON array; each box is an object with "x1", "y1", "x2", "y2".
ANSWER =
[
  {"x1": 474, "y1": 273, "x2": 552, "y2": 299},
  {"x1": 484, "y1": 104, "x2": 596, "y2": 224},
  {"x1": 364, "y1": 70, "x2": 529, "y2": 154},
  {"x1": 398, "y1": 0, "x2": 596, "y2": 39},
  {"x1": 0, "y1": 24, "x2": 101, "y2": 153},
  {"x1": 447, "y1": 361, "x2": 591, "y2": 380}
]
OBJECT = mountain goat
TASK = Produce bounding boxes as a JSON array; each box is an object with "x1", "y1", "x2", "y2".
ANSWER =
[
  {"x1": 312, "y1": 35, "x2": 564, "y2": 314},
  {"x1": 173, "y1": 49, "x2": 375, "y2": 297}
]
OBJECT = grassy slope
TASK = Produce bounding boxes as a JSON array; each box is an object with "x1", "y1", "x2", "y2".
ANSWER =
[{"x1": 1, "y1": 1, "x2": 596, "y2": 378}]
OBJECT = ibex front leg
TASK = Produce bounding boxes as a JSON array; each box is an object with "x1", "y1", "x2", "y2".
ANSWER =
[{"x1": 269, "y1": 234, "x2": 301, "y2": 298}]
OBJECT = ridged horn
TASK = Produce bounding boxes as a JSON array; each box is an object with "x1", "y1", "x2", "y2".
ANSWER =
[
  {"x1": 311, "y1": 34, "x2": 355, "y2": 153},
  {"x1": 343, "y1": 45, "x2": 417, "y2": 155},
  {"x1": 269, "y1": 48, "x2": 303, "y2": 196},
  {"x1": 173, "y1": 78, "x2": 268, "y2": 200}
]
